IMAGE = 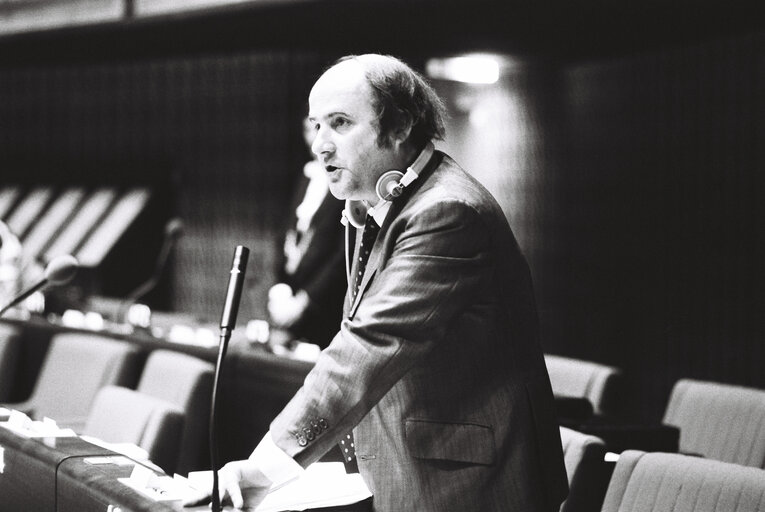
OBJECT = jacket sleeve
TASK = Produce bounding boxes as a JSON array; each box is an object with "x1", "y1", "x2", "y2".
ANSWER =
[{"x1": 269, "y1": 199, "x2": 495, "y2": 466}]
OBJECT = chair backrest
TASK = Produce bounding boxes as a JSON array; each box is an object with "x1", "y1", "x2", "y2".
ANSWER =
[
  {"x1": 83, "y1": 385, "x2": 184, "y2": 474},
  {"x1": 545, "y1": 354, "x2": 622, "y2": 416},
  {"x1": 662, "y1": 378, "x2": 765, "y2": 468},
  {"x1": 601, "y1": 450, "x2": 765, "y2": 512},
  {"x1": 9, "y1": 332, "x2": 141, "y2": 430},
  {"x1": 0, "y1": 324, "x2": 21, "y2": 401},
  {"x1": 559, "y1": 426, "x2": 610, "y2": 512},
  {"x1": 136, "y1": 349, "x2": 214, "y2": 473}
]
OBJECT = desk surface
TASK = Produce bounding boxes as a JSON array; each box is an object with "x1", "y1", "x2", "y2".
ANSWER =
[{"x1": 1, "y1": 425, "x2": 371, "y2": 512}]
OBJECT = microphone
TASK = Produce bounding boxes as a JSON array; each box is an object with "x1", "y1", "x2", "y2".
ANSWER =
[
  {"x1": 118, "y1": 217, "x2": 183, "y2": 321},
  {"x1": 210, "y1": 245, "x2": 249, "y2": 512},
  {"x1": 219, "y1": 245, "x2": 249, "y2": 335},
  {"x1": 0, "y1": 254, "x2": 79, "y2": 317}
]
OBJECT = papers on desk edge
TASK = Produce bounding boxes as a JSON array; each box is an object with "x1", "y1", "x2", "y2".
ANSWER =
[{"x1": 184, "y1": 462, "x2": 372, "y2": 512}]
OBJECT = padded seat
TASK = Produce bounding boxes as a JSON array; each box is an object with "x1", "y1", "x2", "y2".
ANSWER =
[
  {"x1": 136, "y1": 349, "x2": 214, "y2": 473},
  {"x1": 662, "y1": 378, "x2": 765, "y2": 468},
  {"x1": 601, "y1": 450, "x2": 765, "y2": 512},
  {"x1": 559, "y1": 426, "x2": 610, "y2": 512},
  {"x1": 4, "y1": 332, "x2": 141, "y2": 431},
  {"x1": 545, "y1": 354, "x2": 622, "y2": 416},
  {"x1": 82, "y1": 385, "x2": 184, "y2": 474}
]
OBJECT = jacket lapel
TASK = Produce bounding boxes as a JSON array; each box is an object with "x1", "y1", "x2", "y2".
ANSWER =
[
  {"x1": 348, "y1": 233, "x2": 384, "y2": 318},
  {"x1": 346, "y1": 151, "x2": 444, "y2": 319}
]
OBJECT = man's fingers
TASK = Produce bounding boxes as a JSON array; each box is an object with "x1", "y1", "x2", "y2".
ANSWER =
[{"x1": 219, "y1": 468, "x2": 244, "y2": 510}]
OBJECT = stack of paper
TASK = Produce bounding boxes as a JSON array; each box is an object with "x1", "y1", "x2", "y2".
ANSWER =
[
  {"x1": 0, "y1": 410, "x2": 76, "y2": 438},
  {"x1": 184, "y1": 462, "x2": 372, "y2": 511}
]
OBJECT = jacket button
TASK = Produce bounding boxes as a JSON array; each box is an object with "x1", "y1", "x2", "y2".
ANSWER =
[
  {"x1": 310, "y1": 420, "x2": 321, "y2": 435},
  {"x1": 297, "y1": 435, "x2": 307, "y2": 447},
  {"x1": 304, "y1": 428, "x2": 315, "y2": 441},
  {"x1": 318, "y1": 418, "x2": 328, "y2": 430}
]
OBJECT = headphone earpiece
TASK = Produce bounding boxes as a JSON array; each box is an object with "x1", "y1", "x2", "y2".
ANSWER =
[
  {"x1": 342, "y1": 142, "x2": 435, "y2": 230},
  {"x1": 343, "y1": 200, "x2": 368, "y2": 229},
  {"x1": 374, "y1": 141, "x2": 436, "y2": 203},
  {"x1": 376, "y1": 170, "x2": 405, "y2": 201}
]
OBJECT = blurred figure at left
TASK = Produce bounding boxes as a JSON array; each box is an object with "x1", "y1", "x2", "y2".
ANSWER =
[
  {"x1": 267, "y1": 116, "x2": 346, "y2": 349},
  {"x1": 0, "y1": 220, "x2": 43, "y2": 313}
]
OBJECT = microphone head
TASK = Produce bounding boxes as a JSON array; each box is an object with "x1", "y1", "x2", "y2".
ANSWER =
[
  {"x1": 164, "y1": 217, "x2": 184, "y2": 238},
  {"x1": 45, "y1": 254, "x2": 79, "y2": 285}
]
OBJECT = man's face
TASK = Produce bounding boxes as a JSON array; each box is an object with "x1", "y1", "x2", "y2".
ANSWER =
[{"x1": 308, "y1": 61, "x2": 404, "y2": 204}]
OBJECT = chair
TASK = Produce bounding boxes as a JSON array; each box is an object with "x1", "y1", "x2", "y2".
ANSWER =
[
  {"x1": 600, "y1": 450, "x2": 765, "y2": 512},
  {"x1": 136, "y1": 349, "x2": 215, "y2": 473},
  {"x1": 545, "y1": 354, "x2": 622, "y2": 416},
  {"x1": 559, "y1": 426, "x2": 610, "y2": 512},
  {"x1": 662, "y1": 378, "x2": 765, "y2": 468},
  {"x1": 82, "y1": 385, "x2": 184, "y2": 474},
  {"x1": 4, "y1": 332, "x2": 142, "y2": 431},
  {"x1": 0, "y1": 324, "x2": 21, "y2": 402}
]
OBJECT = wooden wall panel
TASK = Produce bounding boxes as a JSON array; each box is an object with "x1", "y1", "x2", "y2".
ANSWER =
[
  {"x1": 0, "y1": 50, "x2": 330, "y2": 321},
  {"x1": 555, "y1": 32, "x2": 765, "y2": 421}
]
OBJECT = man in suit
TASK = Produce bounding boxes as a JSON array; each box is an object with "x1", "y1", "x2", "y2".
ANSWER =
[
  {"x1": 268, "y1": 117, "x2": 346, "y2": 349},
  {"x1": 205, "y1": 54, "x2": 568, "y2": 511}
]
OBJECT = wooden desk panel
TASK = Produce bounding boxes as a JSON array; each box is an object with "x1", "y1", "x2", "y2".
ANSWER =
[
  {"x1": 57, "y1": 458, "x2": 178, "y2": 512},
  {"x1": 0, "y1": 427, "x2": 112, "y2": 511}
]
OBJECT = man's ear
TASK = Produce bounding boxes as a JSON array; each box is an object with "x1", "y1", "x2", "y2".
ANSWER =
[{"x1": 392, "y1": 113, "x2": 413, "y2": 145}]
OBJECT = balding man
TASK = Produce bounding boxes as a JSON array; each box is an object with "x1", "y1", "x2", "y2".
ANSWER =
[{"x1": 197, "y1": 54, "x2": 567, "y2": 512}]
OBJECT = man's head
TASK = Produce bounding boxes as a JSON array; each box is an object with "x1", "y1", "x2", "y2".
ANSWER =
[{"x1": 308, "y1": 54, "x2": 446, "y2": 204}]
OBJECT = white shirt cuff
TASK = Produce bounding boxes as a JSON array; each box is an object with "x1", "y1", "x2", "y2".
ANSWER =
[{"x1": 248, "y1": 431, "x2": 304, "y2": 488}]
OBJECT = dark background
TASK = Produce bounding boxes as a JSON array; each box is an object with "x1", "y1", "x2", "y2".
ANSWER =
[{"x1": 1, "y1": 0, "x2": 763, "y2": 423}]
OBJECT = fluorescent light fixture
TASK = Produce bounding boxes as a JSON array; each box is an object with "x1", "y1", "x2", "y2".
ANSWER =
[{"x1": 426, "y1": 54, "x2": 501, "y2": 84}]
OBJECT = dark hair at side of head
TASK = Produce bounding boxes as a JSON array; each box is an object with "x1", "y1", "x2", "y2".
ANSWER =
[{"x1": 335, "y1": 54, "x2": 447, "y2": 148}]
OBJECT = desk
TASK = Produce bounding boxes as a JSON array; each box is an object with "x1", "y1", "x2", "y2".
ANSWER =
[
  {"x1": 1, "y1": 426, "x2": 371, "y2": 512},
  {"x1": 0, "y1": 426, "x2": 113, "y2": 511}
]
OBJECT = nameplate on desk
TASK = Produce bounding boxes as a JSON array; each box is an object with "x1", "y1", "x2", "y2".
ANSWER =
[{"x1": 0, "y1": 411, "x2": 77, "y2": 438}]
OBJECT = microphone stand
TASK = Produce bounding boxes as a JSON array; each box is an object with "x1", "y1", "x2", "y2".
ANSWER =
[
  {"x1": 210, "y1": 327, "x2": 232, "y2": 512},
  {"x1": 210, "y1": 246, "x2": 249, "y2": 512}
]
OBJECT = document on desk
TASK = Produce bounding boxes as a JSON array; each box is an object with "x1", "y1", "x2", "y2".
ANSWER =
[
  {"x1": 185, "y1": 462, "x2": 372, "y2": 512},
  {"x1": 0, "y1": 411, "x2": 77, "y2": 438}
]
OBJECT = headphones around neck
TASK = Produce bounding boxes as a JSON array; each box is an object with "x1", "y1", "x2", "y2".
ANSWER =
[{"x1": 342, "y1": 141, "x2": 435, "y2": 229}]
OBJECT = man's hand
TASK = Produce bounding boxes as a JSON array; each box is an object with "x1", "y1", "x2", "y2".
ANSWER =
[
  {"x1": 219, "y1": 459, "x2": 272, "y2": 510},
  {"x1": 182, "y1": 459, "x2": 272, "y2": 510},
  {"x1": 268, "y1": 284, "x2": 310, "y2": 328}
]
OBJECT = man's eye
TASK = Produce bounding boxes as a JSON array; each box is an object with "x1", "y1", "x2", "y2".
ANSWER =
[{"x1": 332, "y1": 118, "x2": 349, "y2": 128}]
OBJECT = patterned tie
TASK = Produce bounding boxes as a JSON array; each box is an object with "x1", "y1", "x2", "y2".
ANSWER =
[
  {"x1": 351, "y1": 214, "x2": 381, "y2": 302},
  {"x1": 339, "y1": 432, "x2": 358, "y2": 473},
  {"x1": 341, "y1": 214, "x2": 379, "y2": 474}
]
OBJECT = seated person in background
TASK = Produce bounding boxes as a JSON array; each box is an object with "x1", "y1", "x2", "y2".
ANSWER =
[
  {"x1": 0, "y1": 220, "x2": 42, "y2": 309},
  {"x1": 267, "y1": 117, "x2": 346, "y2": 349}
]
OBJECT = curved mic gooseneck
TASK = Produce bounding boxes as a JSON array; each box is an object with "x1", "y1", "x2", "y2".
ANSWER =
[
  {"x1": 210, "y1": 245, "x2": 249, "y2": 512},
  {"x1": 118, "y1": 218, "x2": 183, "y2": 322}
]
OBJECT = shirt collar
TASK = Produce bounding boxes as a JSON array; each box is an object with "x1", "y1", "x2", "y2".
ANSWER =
[{"x1": 366, "y1": 200, "x2": 391, "y2": 227}]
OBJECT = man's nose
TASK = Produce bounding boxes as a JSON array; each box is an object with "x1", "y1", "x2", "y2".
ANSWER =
[{"x1": 312, "y1": 127, "x2": 335, "y2": 158}]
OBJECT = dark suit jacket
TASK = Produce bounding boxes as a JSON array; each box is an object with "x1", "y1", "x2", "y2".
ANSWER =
[
  {"x1": 277, "y1": 173, "x2": 346, "y2": 348},
  {"x1": 271, "y1": 152, "x2": 568, "y2": 511}
]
